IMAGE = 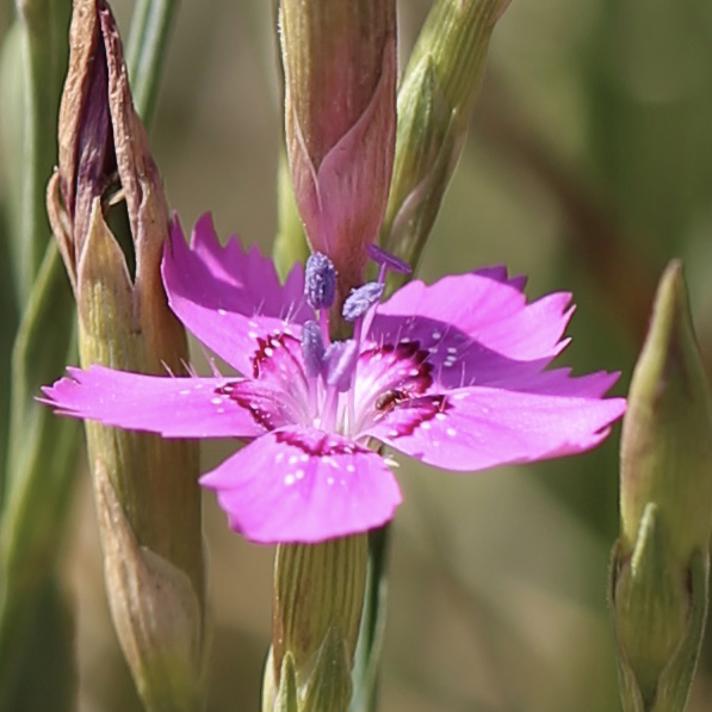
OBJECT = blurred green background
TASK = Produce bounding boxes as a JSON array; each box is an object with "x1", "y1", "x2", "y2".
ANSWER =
[{"x1": 2, "y1": 0, "x2": 712, "y2": 710}]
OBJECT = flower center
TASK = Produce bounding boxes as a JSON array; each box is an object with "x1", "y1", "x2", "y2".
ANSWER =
[{"x1": 298, "y1": 248, "x2": 412, "y2": 437}]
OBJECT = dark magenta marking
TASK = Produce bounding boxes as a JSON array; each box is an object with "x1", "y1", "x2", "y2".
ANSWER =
[
  {"x1": 251, "y1": 332, "x2": 301, "y2": 379},
  {"x1": 275, "y1": 430, "x2": 369, "y2": 457},
  {"x1": 385, "y1": 394, "x2": 452, "y2": 439},
  {"x1": 214, "y1": 382, "x2": 276, "y2": 431}
]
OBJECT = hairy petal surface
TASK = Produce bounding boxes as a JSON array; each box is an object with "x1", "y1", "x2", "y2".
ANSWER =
[
  {"x1": 368, "y1": 314, "x2": 552, "y2": 391},
  {"x1": 374, "y1": 269, "x2": 574, "y2": 364},
  {"x1": 200, "y1": 427, "x2": 402, "y2": 543},
  {"x1": 162, "y1": 216, "x2": 309, "y2": 374},
  {"x1": 42, "y1": 365, "x2": 290, "y2": 438},
  {"x1": 367, "y1": 378, "x2": 626, "y2": 472}
]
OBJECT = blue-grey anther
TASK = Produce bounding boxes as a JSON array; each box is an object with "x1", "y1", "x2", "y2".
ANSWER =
[
  {"x1": 305, "y1": 252, "x2": 337, "y2": 310},
  {"x1": 342, "y1": 282, "x2": 385, "y2": 322},
  {"x1": 325, "y1": 340, "x2": 358, "y2": 392},
  {"x1": 301, "y1": 320, "x2": 325, "y2": 378}
]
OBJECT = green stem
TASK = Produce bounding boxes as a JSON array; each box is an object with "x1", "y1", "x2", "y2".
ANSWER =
[
  {"x1": 126, "y1": 0, "x2": 178, "y2": 126},
  {"x1": 11, "y1": 0, "x2": 69, "y2": 303},
  {"x1": 0, "y1": 241, "x2": 79, "y2": 712}
]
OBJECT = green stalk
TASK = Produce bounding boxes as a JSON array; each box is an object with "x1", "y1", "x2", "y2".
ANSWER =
[
  {"x1": 0, "y1": 241, "x2": 79, "y2": 712},
  {"x1": 126, "y1": 0, "x2": 177, "y2": 126},
  {"x1": 10, "y1": 0, "x2": 69, "y2": 304},
  {"x1": 349, "y1": 525, "x2": 392, "y2": 712},
  {"x1": 0, "y1": 3, "x2": 76, "y2": 710}
]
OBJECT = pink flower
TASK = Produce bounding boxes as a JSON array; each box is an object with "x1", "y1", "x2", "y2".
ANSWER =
[{"x1": 43, "y1": 214, "x2": 625, "y2": 544}]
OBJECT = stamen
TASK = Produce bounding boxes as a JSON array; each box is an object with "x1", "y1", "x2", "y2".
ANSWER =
[
  {"x1": 342, "y1": 282, "x2": 384, "y2": 322},
  {"x1": 367, "y1": 243, "x2": 411, "y2": 277},
  {"x1": 305, "y1": 252, "x2": 337, "y2": 310},
  {"x1": 301, "y1": 320, "x2": 325, "y2": 378}
]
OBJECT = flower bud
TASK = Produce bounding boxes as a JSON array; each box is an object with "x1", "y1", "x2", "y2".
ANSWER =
[
  {"x1": 279, "y1": 0, "x2": 396, "y2": 294},
  {"x1": 382, "y1": 0, "x2": 510, "y2": 276},
  {"x1": 612, "y1": 261, "x2": 712, "y2": 710},
  {"x1": 46, "y1": 2, "x2": 204, "y2": 708},
  {"x1": 620, "y1": 261, "x2": 712, "y2": 564}
]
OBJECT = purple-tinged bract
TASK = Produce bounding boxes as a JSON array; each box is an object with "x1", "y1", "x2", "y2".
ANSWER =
[{"x1": 42, "y1": 214, "x2": 626, "y2": 544}]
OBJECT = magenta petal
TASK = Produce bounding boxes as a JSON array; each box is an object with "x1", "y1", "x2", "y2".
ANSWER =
[
  {"x1": 189, "y1": 213, "x2": 307, "y2": 315},
  {"x1": 367, "y1": 378, "x2": 626, "y2": 472},
  {"x1": 41, "y1": 365, "x2": 288, "y2": 438},
  {"x1": 374, "y1": 269, "x2": 573, "y2": 363},
  {"x1": 161, "y1": 216, "x2": 310, "y2": 374},
  {"x1": 200, "y1": 427, "x2": 402, "y2": 544}
]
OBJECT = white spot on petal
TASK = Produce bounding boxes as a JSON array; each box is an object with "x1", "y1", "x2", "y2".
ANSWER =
[
  {"x1": 421, "y1": 421, "x2": 431, "y2": 430},
  {"x1": 179, "y1": 389, "x2": 191, "y2": 396},
  {"x1": 346, "y1": 464, "x2": 356, "y2": 473},
  {"x1": 295, "y1": 469, "x2": 305, "y2": 480},
  {"x1": 435, "y1": 412, "x2": 447, "y2": 421},
  {"x1": 218, "y1": 308, "x2": 227, "y2": 316},
  {"x1": 284, "y1": 473, "x2": 295, "y2": 486},
  {"x1": 211, "y1": 397, "x2": 223, "y2": 405},
  {"x1": 446, "y1": 427, "x2": 457, "y2": 437},
  {"x1": 288, "y1": 455, "x2": 299, "y2": 465}
]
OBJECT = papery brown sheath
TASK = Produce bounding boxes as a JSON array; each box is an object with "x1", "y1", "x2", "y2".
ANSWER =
[{"x1": 47, "y1": 2, "x2": 205, "y2": 709}]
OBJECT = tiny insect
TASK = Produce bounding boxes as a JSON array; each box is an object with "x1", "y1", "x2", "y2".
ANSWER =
[{"x1": 375, "y1": 388, "x2": 409, "y2": 413}]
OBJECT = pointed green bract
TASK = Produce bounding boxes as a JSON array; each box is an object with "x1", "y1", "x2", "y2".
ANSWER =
[{"x1": 612, "y1": 260, "x2": 712, "y2": 712}]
